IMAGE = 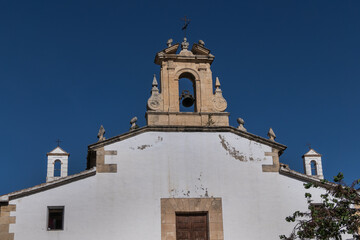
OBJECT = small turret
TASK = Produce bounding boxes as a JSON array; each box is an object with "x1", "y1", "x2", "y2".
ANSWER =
[
  {"x1": 303, "y1": 148, "x2": 324, "y2": 179},
  {"x1": 46, "y1": 146, "x2": 69, "y2": 182}
]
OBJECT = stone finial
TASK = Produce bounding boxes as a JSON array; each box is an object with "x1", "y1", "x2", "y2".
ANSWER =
[
  {"x1": 181, "y1": 37, "x2": 189, "y2": 50},
  {"x1": 147, "y1": 74, "x2": 162, "y2": 111},
  {"x1": 215, "y1": 77, "x2": 223, "y2": 94},
  {"x1": 167, "y1": 38, "x2": 173, "y2": 47},
  {"x1": 130, "y1": 117, "x2": 139, "y2": 131},
  {"x1": 267, "y1": 128, "x2": 276, "y2": 141},
  {"x1": 97, "y1": 125, "x2": 106, "y2": 142},
  {"x1": 237, "y1": 118, "x2": 247, "y2": 132},
  {"x1": 198, "y1": 40, "x2": 205, "y2": 46},
  {"x1": 212, "y1": 77, "x2": 227, "y2": 112},
  {"x1": 152, "y1": 74, "x2": 158, "y2": 91},
  {"x1": 215, "y1": 77, "x2": 221, "y2": 89}
]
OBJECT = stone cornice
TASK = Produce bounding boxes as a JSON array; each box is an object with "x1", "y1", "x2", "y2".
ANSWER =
[
  {"x1": 302, "y1": 154, "x2": 322, "y2": 157},
  {"x1": 146, "y1": 111, "x2": 230, "y2": 116},
  {"x1": 46, "y1": 153, "x2": 70, "y2": 156},
  {"x1": 88, "y1": 125, "x2": 287, "y2": 154},
  {"x1": 154, "y1": 53, "x2": 215, "y2": 65}
]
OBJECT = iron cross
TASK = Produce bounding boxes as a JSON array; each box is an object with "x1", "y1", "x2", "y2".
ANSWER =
[
  {"x1": 56, "y1": 139, "x2": 62, "y2": 147},
  {"x1": 306, "y1": 143, "x2": 312, "y2": 150},
  {"x1": 181, "y1": 16, "x2": 191, "y2": 38}
]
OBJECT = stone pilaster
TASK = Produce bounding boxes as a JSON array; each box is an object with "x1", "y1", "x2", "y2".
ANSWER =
[
  {"x1": 262, "y1": 148, "x2": 280, "y2": 172},
  {"x1": 0, "y1": 204, "x2": 16, "y2": 240},
  {"x1": 95, "y1": 147, "x2": 117, "y2": 173}
]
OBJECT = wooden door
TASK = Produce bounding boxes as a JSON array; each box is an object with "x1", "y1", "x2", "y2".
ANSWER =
[{"x1": 176, "y1": 213, "x2": 208, "y2": 240}]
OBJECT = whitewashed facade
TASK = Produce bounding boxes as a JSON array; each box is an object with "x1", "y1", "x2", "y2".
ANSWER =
[{"x1": 0, "y1": 38, "x2": 334, "y2": 240}]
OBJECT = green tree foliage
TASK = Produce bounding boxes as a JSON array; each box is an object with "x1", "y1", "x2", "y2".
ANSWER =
[{"x1": 280, "y1": 173, "x2": 360, "y2": 240}]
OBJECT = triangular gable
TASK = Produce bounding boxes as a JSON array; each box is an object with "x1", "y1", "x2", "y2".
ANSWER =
[
  {"x1": 88, "y1": 126, "x2": 287, "y2": 152},
  {"x1": 47, "y1": 146, "x2": 69, "y2": 156},
  {"x1": 191, "y1": 43, "x2": 211, "y2": 55},
  {"x1": 303, "y1": 148, "x2": 321, "y2": 156}
]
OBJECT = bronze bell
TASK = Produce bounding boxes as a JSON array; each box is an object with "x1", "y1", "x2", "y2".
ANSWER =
[{"x1": 180, "y1": 90, "x2": 195, "y2": 107}]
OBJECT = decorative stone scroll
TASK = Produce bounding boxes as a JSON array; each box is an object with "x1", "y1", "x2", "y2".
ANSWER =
[
  {"x1": 212, "y1": 77, "x2": 227, "y2": 112},
  {"x1": 147, "y1": 74, "x2": 163, "y2": 111}
]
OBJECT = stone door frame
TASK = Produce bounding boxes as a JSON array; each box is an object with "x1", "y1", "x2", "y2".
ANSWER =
[{"x1": 161, "y1": 198, "x2": 224, "y2": 240}]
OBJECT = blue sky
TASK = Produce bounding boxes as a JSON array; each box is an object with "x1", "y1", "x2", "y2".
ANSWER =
[{"x1": 1, "y1": 0, "x2": 359, "y2": 195}]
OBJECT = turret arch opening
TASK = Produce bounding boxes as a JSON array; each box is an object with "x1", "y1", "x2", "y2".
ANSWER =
[
  {"x1": 54, "y1": 160, "x2": 61, "y2": 177},
  {"x1": 310, "y1": 160, "x2": 317, "y2": 176}
]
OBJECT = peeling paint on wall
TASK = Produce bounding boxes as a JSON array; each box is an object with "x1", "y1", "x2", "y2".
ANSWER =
[
  {"x1": 137, "y1": 144, "x2": 151, "y2": 150},
  {"x1": 194, "y1": 172, "x2": 212, "y2": 197},
  {"x1": 168, "y1": 172, "x2": 211, "y2": 198},
  {"x1": 218, "y1": 134, "x2": 263, "y2": 162},
  {"x1": 129, "y1": 136, "x2": 163, "y2": 150}
]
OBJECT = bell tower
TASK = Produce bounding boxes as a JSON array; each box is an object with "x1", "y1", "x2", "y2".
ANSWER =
[
  {"x1": 303, "y1": 148, "x2": 324, "y2": 179},
  {"x1": 146, "y1": 38, "x2": 229, "y2": 126},
  {"x1": 46, "y1": 146, "x2": 69, "y2": 182}
]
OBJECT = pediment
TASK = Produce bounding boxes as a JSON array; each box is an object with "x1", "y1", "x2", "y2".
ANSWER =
[
  {"x1": 156, "y1": 43, "x2": 179, "y2": 55},
  {"x1": 88, "y1": 126, "x2": 287, "y2": 153},
  {"x1": 47, "y1": 146, "x2": 69, "y2": 156},
  {"x1": 191, "y1": 43, "x2": 211, "y2": 55},
  {"x1": 303, "y1": 148, "x2": 321, "y2": 156}
]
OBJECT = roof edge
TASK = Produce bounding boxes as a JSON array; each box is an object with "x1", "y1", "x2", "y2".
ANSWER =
[
  {"x1": 88, "y1": 125, "x2": 287, "y2": 153},
  {"x1": 279, "y1": 163, "x2": 335, "y2": 188},
  {"x1": 0, "y1": 168, "x2": 96, "y2": 202}
]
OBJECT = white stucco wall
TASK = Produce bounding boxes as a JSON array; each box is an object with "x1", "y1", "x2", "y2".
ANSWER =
[{"x1": 10, "y1": 132, "x2": 329, "y2": 240}]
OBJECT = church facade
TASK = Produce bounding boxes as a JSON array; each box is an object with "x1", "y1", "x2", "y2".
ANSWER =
[{"x1": 1, "y1": 38, "x2": 330, "y2": 240}]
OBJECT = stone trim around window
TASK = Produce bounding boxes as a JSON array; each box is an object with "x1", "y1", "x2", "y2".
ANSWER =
[{"x1": 161, "y1": 198, "x2": 224, "y2": 240}]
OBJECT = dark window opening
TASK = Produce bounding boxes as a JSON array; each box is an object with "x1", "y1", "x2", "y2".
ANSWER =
[
  {"x1": 54, "y1": 160, "x2": 61, "y2": 177},
  {"x1": 179, "y1": 77, "x2": 196, "y2": 112},
  {"x1": 311, "y1": 161, "x2": 317, "y2": 175},
  {"x1": 48, "y1": 206, "x2": 64, "y2": 230},
  {"x1": 176, "y1": 212, "x2": 208, "y2": 240}
]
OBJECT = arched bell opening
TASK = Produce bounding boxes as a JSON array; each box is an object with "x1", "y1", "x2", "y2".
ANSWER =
[
  {"x1": 310, "y1": 160, "x2": 318, "y2": 176},
  {"x1": 54, "y1": 160, "x2": 62, "y2": 177},
  {"x1": 178, "y1": 72, "x2": 197, "y2": 112}
]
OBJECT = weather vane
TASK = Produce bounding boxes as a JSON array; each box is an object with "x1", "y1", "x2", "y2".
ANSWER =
[
  {"x1": 181, "y1": 16, "x2": 190, "y2": 38},
  {"x1": 56, "y1": 139, "x2": 62, "y2": 147}
]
